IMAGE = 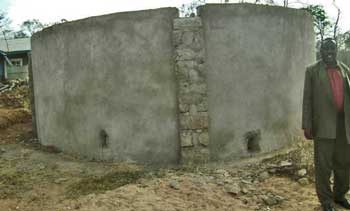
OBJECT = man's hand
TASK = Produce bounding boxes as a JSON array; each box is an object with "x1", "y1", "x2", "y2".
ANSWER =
[{"x1": 303, "y1": 128, "x2": 313, "y2": 140}]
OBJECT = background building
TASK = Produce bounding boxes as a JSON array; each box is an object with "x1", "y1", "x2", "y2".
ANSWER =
[{"x1": 0, "y1": 38, "x2": 31, "y2": 81}]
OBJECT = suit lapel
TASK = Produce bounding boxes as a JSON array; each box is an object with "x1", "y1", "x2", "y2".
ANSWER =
[{"x1": 339, "y1": 62, "x2": 350, "y2": 89}]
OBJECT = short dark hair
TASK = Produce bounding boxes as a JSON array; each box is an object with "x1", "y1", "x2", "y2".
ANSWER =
[{"x1": 321, "y1": 38, "x2": 337, "y2": 50}]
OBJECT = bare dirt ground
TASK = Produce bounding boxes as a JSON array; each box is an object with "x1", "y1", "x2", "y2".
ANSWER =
[{"x1": 0, "y1": 85, "x2": 348, "y2": 211}]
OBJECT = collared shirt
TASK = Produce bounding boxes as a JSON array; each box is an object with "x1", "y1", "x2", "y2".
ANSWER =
[{"x1": 326, "y1": 65, "x2": 344, "y2": 112}]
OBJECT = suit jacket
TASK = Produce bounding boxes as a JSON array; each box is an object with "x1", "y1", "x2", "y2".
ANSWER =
[{"x1": 302, "y1": 60, "x2": 350, "y2": 142}]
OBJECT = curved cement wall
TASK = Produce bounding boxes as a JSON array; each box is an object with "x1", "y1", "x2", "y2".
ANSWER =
[
  {"x1": 198, "y1": 4, "x2": 315, "y2": 161},
  {"x1": 31, "y1": 4, "x2": 316, "y2": 164},
  {"x1": 31, "y1": 8, "x2": 180, "y2": 164}
]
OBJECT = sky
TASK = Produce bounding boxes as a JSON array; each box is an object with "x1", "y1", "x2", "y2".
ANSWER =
[{"x1": 1, "y1": 0, "x2": 350, "y2": 32}]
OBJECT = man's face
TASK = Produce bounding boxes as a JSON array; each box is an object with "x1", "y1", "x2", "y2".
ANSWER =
[{"x1": 321, "y1": 41, "x2": 337, "y2": 65}]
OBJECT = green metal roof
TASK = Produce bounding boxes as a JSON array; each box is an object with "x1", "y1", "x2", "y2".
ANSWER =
[
  {"x1": 3, "y1": 50, "x2": 30, "y2": 55},
  {"x1": 0, "y1": 38, "x2": 31, "y2": 52}
]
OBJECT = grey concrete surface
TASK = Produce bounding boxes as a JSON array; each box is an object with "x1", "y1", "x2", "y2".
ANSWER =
[
  {"x1": 31, "y1": 8, "x2": 180, "y2": 164},
  {"x1": 198, "y1": 4, "x2": 315, "y2": 161}
]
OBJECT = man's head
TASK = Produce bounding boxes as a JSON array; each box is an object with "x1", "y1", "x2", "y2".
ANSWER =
[{"x1": 320, "y1": 38, "x2": 337, "y2": 66}]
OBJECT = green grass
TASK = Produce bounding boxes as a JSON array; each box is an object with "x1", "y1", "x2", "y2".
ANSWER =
[{"x1": 66, "y1": 170, "x2": 145, "y2": 198}]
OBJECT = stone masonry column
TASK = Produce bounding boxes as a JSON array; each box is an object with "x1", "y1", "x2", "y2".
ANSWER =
[{"x1": 173, "y1": 17, "x2": 209, "y2": 164}]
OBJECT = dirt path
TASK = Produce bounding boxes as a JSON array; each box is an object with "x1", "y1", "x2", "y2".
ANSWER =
[{"x1": 0, "y1": 108, "x2": 349, "y2": 211}]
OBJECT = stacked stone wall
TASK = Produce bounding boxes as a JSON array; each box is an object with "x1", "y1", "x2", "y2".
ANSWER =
[{"x1": 173, "y1": 17, "x2": 209, "y2": 164}]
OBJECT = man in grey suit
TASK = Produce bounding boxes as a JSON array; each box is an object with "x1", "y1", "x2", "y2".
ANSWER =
[{"x1": 302, "y1": 38, "x2": 350, "y2": 211}]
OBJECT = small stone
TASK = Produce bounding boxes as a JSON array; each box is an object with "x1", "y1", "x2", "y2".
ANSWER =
[
  {"x1": 74, "y1": 203, "x2": 81, "y2": 209},
  {"x1": 189, "y1": 83, "x2": 207, "y2": 94},
  {"x1": 224, "y1": 178, "x2": 233, "y2": 184},
  {"x1": 169, "y1": 181, "x2": 180, "y2": 190},
  {"x1": 38, "y1": 164, "x2": 46, "y2": 170},
  {"x1": 225, "y1": 183, "x2": 241, "y2": 195},
  {"x1": 241, "y1": 179, "x2": 252, "y2": 184},
  {"x1": 192, "y1": 178, "x2": 206, "y2": 187},
  {"x1": 241, "y1": 187, "x2": 249, "y2": 194},
  {"x1": 275, "y1": 195, "x2": 285, "y2": 202},
  {"x1": 180, "y1": 131, "x2": 193, "y2": 147},
  {"x1": 188, "y1": 69, "x2": 201, "y2": 82},
  {"x1": 198, "y1": 132, "x2": 209, "y2": 146},
  {"x1": 179, "y1": 103, "x2": 189, "y2": 113},
  {"x1": 170, "y1": 176, "x2": 183, "y2": 182},
  {"x1": 173, "y1": 30, "x2": 183, "y2": 46},
  {"x1": 176, "y1": 49, "x2": 197, "y2": 61},
  {"x1": 258, "y1": 171, "x2": 270, "y2": 181},
  {"x1": 173, "y1": 17, "x2": 202, "y2": 30},
  {"x1": 175, "y1": 62, "x2": 189, "y2": 80},
  {"x1": 125, "y1": 158, "x2": 137, "y2": 164},
  {"x1": 180, "y1": 113, "x2": 208, "y2": 130},
  {"x1": 179, "y1": 81, "x2": 190, "y2": 94},
  {"x1": 189, "y1": 104, "x2": 198, "y2": 115},
  {"x1": 196, "y1": 50, "x2": 205, "y2": 63},
  {"x1": 0, "y1": 148, "x2": 5, "y2": 153},
  {"x1": 261, "y1": 195, "x2": 272, "y2": 205},
  {"x1": 181, "y1": 31, "x2": 195, "y2": 46},
  {"x1": 248, "y1": 186, "x2": 257, "y2": 192},
  {"x1": 191, "y1": 32, "x2": 203, "y2": 51},
  {"x1": 214, "y1": 169, "x2": 230, "y2": 177},
  {"x1": 297, "y1": 169, "x2": 307, "y2": 177},
  {"x1": 199, "y1": 148, "x2": 210, "y2": 160},
  {"x1": 280, "y1": 160, "x2": 293, "y2": 167},
  {"x1": 268, "y1": 169, "x2": 277, "y2": 174},
  {"x1": 196, "y1": 100, "x2": 208, "y2": 112},
  {"x1": 179, "y1": 93, "x2": 202, "y2": 105},
  {"x1": 138, "y1": 183, "x2": 149, "y2": 188},
  {"x1": 298, "y1": 178, "x2": 309, "y2": 185},
  {"x1": 54, "y1": 178, "x2": 68, "y2": 184},
  {"x1": 192, "y1": 132, "x2": 199, "y2": 145},
  {"x1": 193, "y1": 113, "x2": 209, "y2": 129},
  {"x1": 267, "y1": 164, "x2": 279, "y2": 168},
  {"x1": 261, "y1": 194, "x2": 284, "y2": 206}
]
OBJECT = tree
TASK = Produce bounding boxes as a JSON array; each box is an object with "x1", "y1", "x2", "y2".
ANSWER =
[
  {"x1": 346, "y1": 35, "x2": 350, "y2": 50},
  {"x1": 301, "y1": 5, "x2": 333, "y2": 42},
  {"x1": 180, "y1": 0, "x2": 205, "y2": 17},
  {"x1": 19, "y1": 19, "x2": 44, "y2": 37},
  {"x1": 253, "y1": 0, "x2": 288, "y2": 7},
  {"x1": 337, "y1": 31, "x2": 350, "y2": 50},
  {"x1": 0, "y1": 12, "x2": 12, "y2": 36},
  {"x1": 331, "y1": 0, "x2": 341, "y2": 43},
  {"x1": 0, "y1": 12, "x2": 13, "y2": 51},
  {"x1": 13, "y1": 30, "x2": 28, "y2": 39}
]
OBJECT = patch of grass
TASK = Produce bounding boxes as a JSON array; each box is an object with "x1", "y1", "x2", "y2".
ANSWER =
[
  {"x1": 0, "y1": 169, "x2": 33, "y2": 199},
  {"x1": 66, "y1": 170, "x2": 145, "y2": 198}
]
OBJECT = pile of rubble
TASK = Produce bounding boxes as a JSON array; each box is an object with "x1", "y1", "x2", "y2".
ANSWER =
[
  {"x1": 0, "y1": 80, "x2": 30, "y2": 108},
  {"x1": 63, "y1": 153, "x2": 315, "y2": 211},
  {"x1": 0, "y1": 80, "x2": 28, "y2": 93}
]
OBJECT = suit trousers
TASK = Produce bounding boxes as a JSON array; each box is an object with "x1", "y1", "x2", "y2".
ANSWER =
[{"x1": 314, "y1": 113, "x2": 350, "y2": 205}]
